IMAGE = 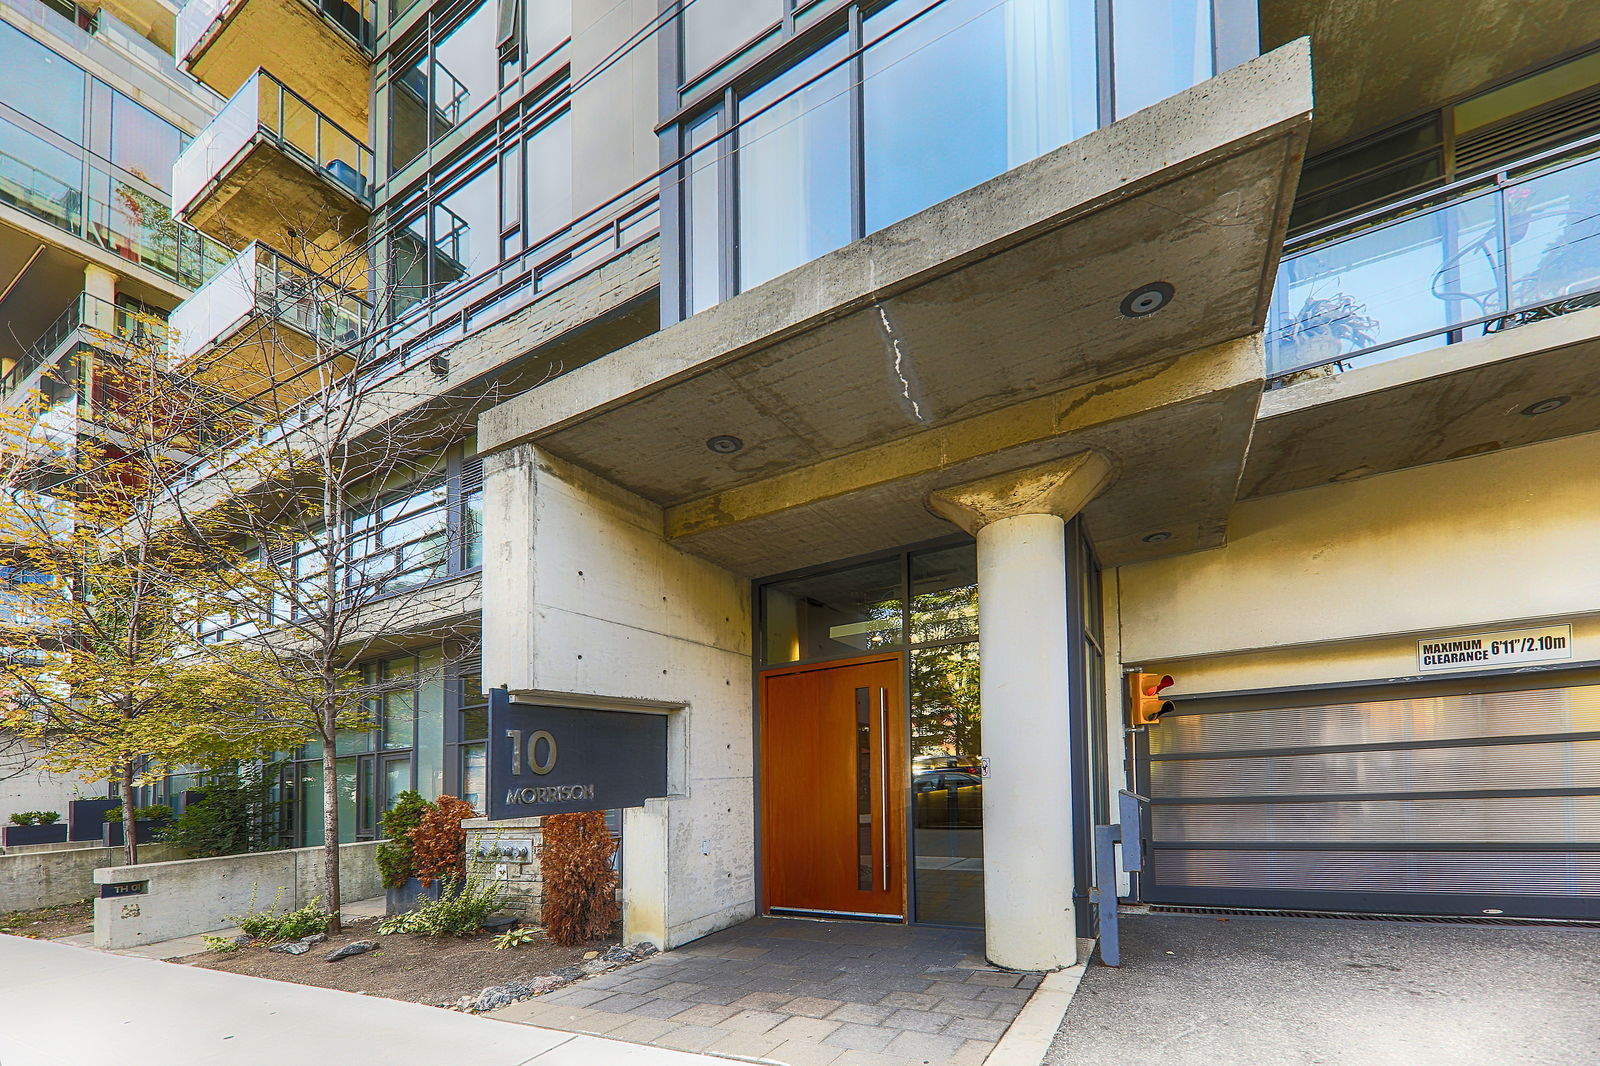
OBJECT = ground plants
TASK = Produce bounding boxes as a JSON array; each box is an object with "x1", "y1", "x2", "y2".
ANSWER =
[
  {"x1": 410, "y1": 795, "x2": 478, "y2": 886},
  {"x1": 492, "y1": 926, "x2": 538, "y2": 950},
  {"x1": 540, "y1": 811, "x2": 619, "y2": 946},
  {"x1": 160, "y1": 764, "x2": 282, "y2": 857},
  {"x1": 377, "y1": 870, "x2": 503, "y2": 937},
  {"x1": 230, "y1": 890, "x2": 334, "y2": 943},
  {"x1": 7, "y1": 811, "x2": 60, "y2": 825},
  {"x1": 375, "y1": 791, "x2": 432, "y2": 888}
]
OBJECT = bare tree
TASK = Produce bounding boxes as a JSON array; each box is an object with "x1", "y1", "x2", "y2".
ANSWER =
[{"x1": 170, "y1": 226, "x2": 495, "y2": 927}]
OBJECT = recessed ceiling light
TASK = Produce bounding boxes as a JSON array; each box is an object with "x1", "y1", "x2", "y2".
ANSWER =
[
  {"x1": 1142, "y1": 531, "x2": 1172, "y2": 544},
  {"x1": 1120, "y1": 282, "x2": 1175, "y2": 318},
  {"x1": 706, "y1": 435, "x2": 744, "y2": 454},
  {"x1": 1520, "y1": 396, "x2": 1570, "y2": 417}
]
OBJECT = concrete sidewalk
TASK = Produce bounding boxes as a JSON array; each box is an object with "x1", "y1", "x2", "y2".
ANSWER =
[
  {"x1": 0, "y1": 935, "x2": 734, "y2": 1066},
  {"x1": 1047, "y1": 913, "x2": 1600, "y2": 1066}
]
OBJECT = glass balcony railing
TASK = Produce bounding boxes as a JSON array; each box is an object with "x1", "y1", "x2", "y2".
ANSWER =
[
  {"x1": 172, "y1": 69, "x2": 374, "y2": 220},
  {"x1": 170, "y1": 242, "x2": 370, "y2": 367},
  {"x1": 1267, "y1": 135, "x2": 1600, "y2": 380},
  {"x1": 0, "y1": 293, "x2": 154, "y2": 398},
  {"x1": 177, "y1": 0, "x2": 374, "y2": 63}
]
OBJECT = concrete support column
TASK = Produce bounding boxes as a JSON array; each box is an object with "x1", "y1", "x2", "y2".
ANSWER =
[
  {"x1": 83, "y1": 262, "x2": 117, "y2": 332},
  {"x1": 929, "y1": 452, "x2": 1114, "y2": 971}
]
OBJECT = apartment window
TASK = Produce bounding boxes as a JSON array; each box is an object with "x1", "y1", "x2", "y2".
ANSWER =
[
  {"x1": 0, "y1": 116, "x2": 82, "y2": 232},
  {"x1": 0, "y1": 20, "x2": 85, "y2": 139},
  {"x1": 383, "y1": 95, "x2": 571, "y2": 309},
  {"x1": 349, "y1": 480, "x2": 450, "y2": 593},
  {"x1": 432, "y1": 0, "x2": 498, "y2": 141},
  {"x1": 673, "y1": 0, "x2": 1224, "y2": 316}
]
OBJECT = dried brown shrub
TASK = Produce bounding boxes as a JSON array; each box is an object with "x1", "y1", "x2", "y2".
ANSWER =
[
  {"x1": 411, "y1": 795, "x2": 478, "y2": 887},
  {"x1": 540, "y1": 811, "x2": 619, "y2": 945}
]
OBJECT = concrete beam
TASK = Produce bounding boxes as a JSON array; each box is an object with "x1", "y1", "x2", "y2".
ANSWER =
[{"x1": 480, "y1": 40, "x2": 1311, "y2": 472}]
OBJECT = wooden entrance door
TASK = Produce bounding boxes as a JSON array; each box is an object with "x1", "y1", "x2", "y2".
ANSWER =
[{"x1": 760, "y1": 654, "x2": 906, "y2": 918}]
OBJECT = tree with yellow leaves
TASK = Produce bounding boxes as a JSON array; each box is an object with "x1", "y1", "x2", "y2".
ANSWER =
[{"x1": 0, "y1": 314, "x2": 307, "y2": 864}]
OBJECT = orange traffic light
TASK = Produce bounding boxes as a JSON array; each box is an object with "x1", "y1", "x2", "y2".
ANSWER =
[{"x1": 1128, "y1": 672, "x2": 1175, "y2": 726}]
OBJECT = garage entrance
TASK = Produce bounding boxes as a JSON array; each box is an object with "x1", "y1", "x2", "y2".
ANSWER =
[{"x1": 1134, "y1": 670, "x2": 1600, "y2": 919}]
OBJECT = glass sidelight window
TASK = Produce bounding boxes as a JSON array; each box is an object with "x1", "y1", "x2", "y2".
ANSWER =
[{"x1": 756, "y1": 527, "x2": 1102, "y2": 928}]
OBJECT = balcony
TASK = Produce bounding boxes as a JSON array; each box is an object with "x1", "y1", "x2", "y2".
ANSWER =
[
  {"x1": 175, "y1": 0, "x2": 372, "y2": 132},
  {"x1": 0, "y1": 293, "x2": 149, "y2": 402},
  {"x1": 170, "y1": 242, "x2": 368, "y2": 403},
  {"x1": 1242, "y1": 134, "x2": 1600, "y2": 500},
  {"x1": 172, "y1": 70, "x2": 373, "y2": 272},
  {"x1": 1266, "y1": 136, "x2": 1600, "y2": 382}
]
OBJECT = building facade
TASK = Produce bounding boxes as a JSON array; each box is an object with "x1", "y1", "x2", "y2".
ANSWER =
[
  {"x1": 0, "y1": 0, "x2": 233, "y2": 815},
  {"x1": 150, "y1": 0, "x2": 1600, "y2": 968}
]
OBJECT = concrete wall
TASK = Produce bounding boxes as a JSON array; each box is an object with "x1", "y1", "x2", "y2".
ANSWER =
[
  {"x1": 0, "y1": 744, "x2": 103, "y2": 825},
  {"x1": 1113, "y1": 430, "x2": 1600, "y2": 695},
  {"x1": 480, "y1": 444, "x2": 755, "y2": 949},
  {"x1": 92, "y1": 841, "x2": 382, "y2": 949},
  {"x1": 0, "y1": 843, "x2": 184, "y2": 913}
]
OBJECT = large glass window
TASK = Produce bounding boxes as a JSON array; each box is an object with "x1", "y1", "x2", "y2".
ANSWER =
[
  {"x1": 761, "y1": 556, "x2": 904, "y2": 665},
  {"x1": 1112, "y1": 0, "x2": 1213, "y2": 118},
  {"x1": 0, "y1": 116, "x2": 83, "y2": 232},
  {"x1": 675, "y1": 0, "x2": 1222, "y2": 316},
  {"x1": 109, "y1": 91, "x2": 182, "y2": 191},
  {"x1": 0, "y1": 21, "x2": 85, "y2": 140},
  {"x1": 737, "y1": 35, "x2": 852, "y2": 290},
  {"x1": 864, "y1": 0, "x2": 1096, "y2": 232},
  {"x1": 682, "y1": 0, "x2": 783, "y2": 83},
  {"x1": 389, "y1": 47, "x2": 429, "y2": 172},
  {"x1": 432, "y1": 165, "x2": 499, "y2": 289},
  {"x1": 432, "y1": 0, "x2": 498, "y2": 142},
  {"x1": 523, "y1": 108, "x2": 571, "y2": 247}
]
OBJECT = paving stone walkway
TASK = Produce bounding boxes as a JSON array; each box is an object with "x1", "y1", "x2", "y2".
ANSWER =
[{"x1": 490, "y1": 916, "x2": 1038, "y2": 1065}]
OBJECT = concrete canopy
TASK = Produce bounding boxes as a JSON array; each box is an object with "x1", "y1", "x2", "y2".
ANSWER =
[
  {"x1": 481, "y1": 42, "x2": 1313, "y2": 575},
  {"x1": 1242, "y1": 308, "x2": 1600, "y2": 500}
]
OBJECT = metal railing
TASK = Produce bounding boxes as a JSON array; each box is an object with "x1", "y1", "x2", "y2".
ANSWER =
[
  {"x1": 173, "y1": 69, "x2": 375, "y2": 218},
  {"x1": 0, "y1": 293, "x2": 152, "y2": 398},
  {"x1": 177, "y1": 0, "x2": 374, "y2": 63},
  {"x1": 1267, "y1": 133, "x2": 1600, "y2": 380},
  {"x1": 170, "y1": 242, "x2": 370, "y2": 367}
]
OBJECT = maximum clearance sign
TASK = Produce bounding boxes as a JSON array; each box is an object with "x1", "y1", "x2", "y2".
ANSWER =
[
  {"x1": 1417, "y1": 624, "x2": 1572, "y2": 673},
  {"x1": 486, "y1": 689, "x2": 668, "y2": 819}
]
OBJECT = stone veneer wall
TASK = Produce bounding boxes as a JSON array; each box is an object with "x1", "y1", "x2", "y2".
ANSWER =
[
  {"x1": 463, "y1": 815, "x2": 626, "y2": 926},
  {"x1": 463, "y1": 816, "x2": 545, "y2": 921}
]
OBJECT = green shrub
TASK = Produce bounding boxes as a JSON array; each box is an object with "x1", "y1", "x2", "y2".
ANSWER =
[
  {"x1": 230, "y1": 890, "x2": 334, "y2": 943},
  {"x1": 36, "y1": 811, "x2": 59, "y2": 825},
  {"x1": 493, "y1": 926, "x2": 537, "y2": 950},
  {"x1": 104, "y1": 805, "x2": 172, "y2": 823},
  {"x1": 375, "y1": 791, "x2": 433, "y2": 888},
  {"x1": 202, "y1": 934, "x2": 241, "y2": 952},
  {"x1": 8, "y1": 812, "x2": 32, "y2": 826},
  {"x1": 160, "y1": 765, "x2": 282, "y2": 858},
  {"x1": 376, "y1": 870, "x2": 503, "y2": 937}
]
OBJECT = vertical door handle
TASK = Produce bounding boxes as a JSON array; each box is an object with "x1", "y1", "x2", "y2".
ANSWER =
[{"x1": 879, "y1": 687, "x2": 889, "y2": 892}]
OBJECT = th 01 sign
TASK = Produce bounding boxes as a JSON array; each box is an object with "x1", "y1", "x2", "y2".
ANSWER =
[
  {"x1": 1417, "y1": 623, "x2": 1573, "y2": 673},
  {"x1": 487, "y1": 689, "x2": 668, "y2": 819}
]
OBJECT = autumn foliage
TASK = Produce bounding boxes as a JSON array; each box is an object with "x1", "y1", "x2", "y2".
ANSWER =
[
  {"x1": 410, "y1": 795, "x2": 479, "y2": 887},
  {"x1": 541, "y1": 811, "x2": 619, "y2": 945}
]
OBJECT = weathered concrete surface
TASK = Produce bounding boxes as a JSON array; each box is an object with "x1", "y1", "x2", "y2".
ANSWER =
[
  {"x1": 480, "y1": 41, "x2": 1313, "y2": 512},
  {"x1": 480, "y1": 446, "x2": 754, "y2": 949},
  {"x1": 1046, "y1": 914, "x2": 1600, "y2": 1066},
  {"x1": 92, "y1": 840, "x2": 381, "y2": 949},
  {"x1": 0, "y1": 935, "x2": 730, "y2": 1066},
  {"x1": 1264, "y1": 0, "x2": 1600, "y2": 152},
  {"x1": 1244, "y1": 307, "x2": 1600, "y2": 500},
  {"x1": 0, "y1": 843, "x2": 184, "y2": 912},
  {"x1": 184, "y1": 0, "x2": 370, "y2": 135},
  {"x1": 1116, "y1": 429, "x2": 1600, "y2": 666},
  {"x1": 662, "y1": 335, "x2": 1262, "y2": 575}
]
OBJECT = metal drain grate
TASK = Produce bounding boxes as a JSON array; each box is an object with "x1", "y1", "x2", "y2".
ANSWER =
[{"x1": 1144, "y1": 904, "x2": 1600, "y2": 929}]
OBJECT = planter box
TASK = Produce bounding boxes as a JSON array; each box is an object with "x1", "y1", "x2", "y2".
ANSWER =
[
  {"x1": 69, "y1": 799, "x2": 120, "y2": 841},
  {"x1": 101, "y1": 820, "x2": 167, "y2": 848},
  {"x1": 1, "y1": 823, "x2": 69, "y2": 847},
  {"x1": 385, "y1": 877, "x2": 444, "y2": 915}
]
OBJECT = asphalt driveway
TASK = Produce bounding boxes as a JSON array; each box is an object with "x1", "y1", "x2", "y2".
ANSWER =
[{"x1": 1047, "y1": 913, "x2": 1600, "y2": 1066}]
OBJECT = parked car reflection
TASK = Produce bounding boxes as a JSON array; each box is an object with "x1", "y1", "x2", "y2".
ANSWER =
[{"x1": 913, "y1": 768, "x2": 981, "y2": 827}]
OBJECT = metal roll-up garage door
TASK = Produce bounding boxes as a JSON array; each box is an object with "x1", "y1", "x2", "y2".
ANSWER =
[{"x1": 1135, "y1": 672, "x2": 1600, "y2": 919}]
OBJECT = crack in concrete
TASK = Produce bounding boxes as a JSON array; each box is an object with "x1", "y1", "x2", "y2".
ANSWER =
[{"x1": 877, "y1": 303, "x2": 926, "y2": 422}]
